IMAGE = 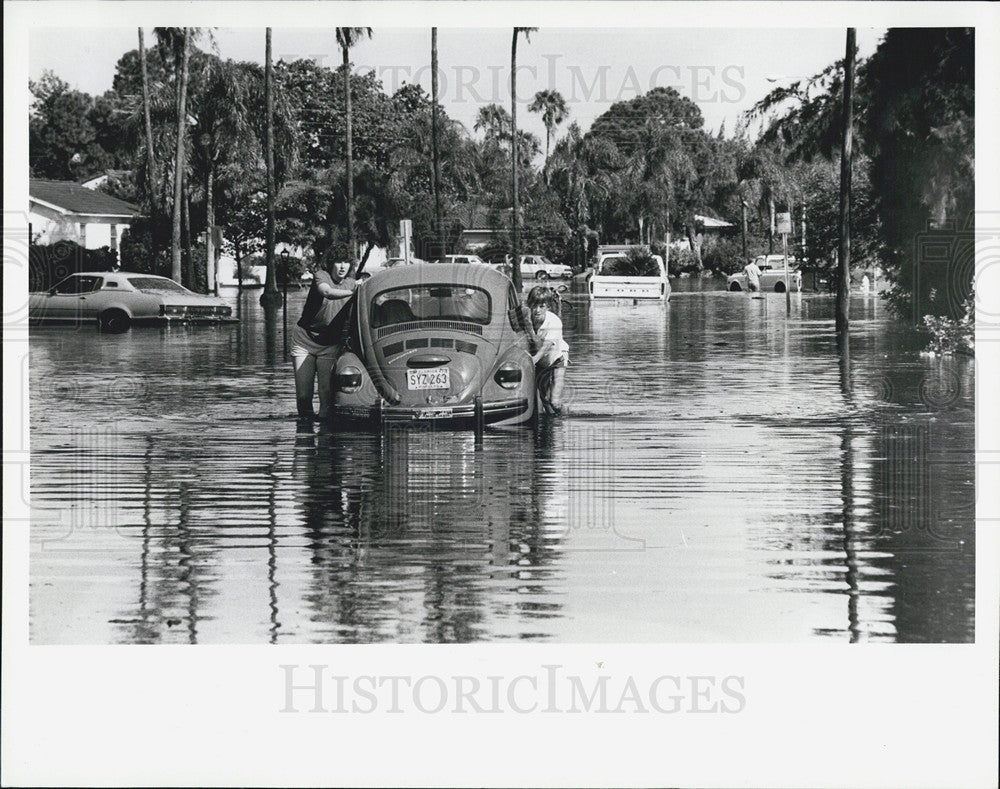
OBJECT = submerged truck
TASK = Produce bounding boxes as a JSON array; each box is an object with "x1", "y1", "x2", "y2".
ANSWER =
[{"x1": 588, "y1": 245, "x2": 670, "y2": 301}]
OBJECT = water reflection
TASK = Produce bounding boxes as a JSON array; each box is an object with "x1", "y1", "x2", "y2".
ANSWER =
[{"x1": 29, "y1": 290, "x2": 975, "y2": 643}]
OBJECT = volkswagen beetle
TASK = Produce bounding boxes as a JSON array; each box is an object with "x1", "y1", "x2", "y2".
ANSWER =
[{"x1": 331, "y1": 263, "x2": 536, "y2": 428}]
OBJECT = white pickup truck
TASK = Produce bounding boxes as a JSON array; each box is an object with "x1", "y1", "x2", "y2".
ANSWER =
[{"x1": 589, "y1": 250, "x2": 670, "y2": 301}]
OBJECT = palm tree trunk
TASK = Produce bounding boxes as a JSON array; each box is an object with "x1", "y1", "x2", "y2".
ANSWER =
[
  {"x1": 543, "y1": 127, "x2": 551, "y2": 185},
  {"x1": 183, "y1": 178, "x2": 193, "y2": 289},
  {"x1": 206, "y1": 165, "x2": 216, "y2": 295},
  {"x1": 837, "y1": 28, "x2": 856, "y2": 334},
  {"x1": 510, "y1": 29, "x2": 522, "y2": 292},
  {"x1": 138, "y1": 29, "x2": 158, "y2": 234},
  {"x1": 431, "y1": 27, "x2": 443, "y2": 256},
  {"x1": 261, "y1": 27, "x2": 281, "y2": 307},
  {"x1": 170, "y1": 28, "x2": 190, "y2": 283},
  {"x1": 344, "y1": 43, "x2": 357, "y2": 268}
]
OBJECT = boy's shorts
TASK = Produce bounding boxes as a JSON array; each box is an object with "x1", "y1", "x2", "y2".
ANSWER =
[
  {"x1": 290, "y1": 323, "x2": 340, "y2": 360},
  {"x1": 536, "y1": 355, "x2": 567, "y2": 381}
]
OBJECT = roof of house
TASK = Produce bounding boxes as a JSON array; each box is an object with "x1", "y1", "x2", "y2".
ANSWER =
[
  {"x1": 30, "y1": 179, "x2": 140, "y2": 218},
  {"x1": 694, "y1": 214, "x2": 735, "y2": 229}
]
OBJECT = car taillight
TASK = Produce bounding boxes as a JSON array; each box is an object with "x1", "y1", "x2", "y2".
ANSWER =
[
  {"x1": 495, "y1": 363, "x2": 522, "y2": 389},
  {"x1": 335, "y1": 365, "x2": 363, "y2": 393},
  {"x1": 161, "y1": 304, "x2": 186, "y2": 316}
]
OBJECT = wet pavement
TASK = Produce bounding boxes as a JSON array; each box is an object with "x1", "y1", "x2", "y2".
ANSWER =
[{"x1": 29, "y1": 283, "x2": 975, "y2": 643}]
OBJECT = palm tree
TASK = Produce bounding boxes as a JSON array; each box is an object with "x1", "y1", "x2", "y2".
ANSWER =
[
  {"x1": 336, "y1": 26, "x2": 373, "y2": 272},
  {"x1": 474, "y1": 103, "x2": 511, "y2": 142},
  {"x1": 260, "y1": 28, "x2": 281, "y2": 307},
  {"x1": 168, "y1": 28, "x2": 190, "y2": 284},
  {"x1": 431, "y1": 28, "x2": 443, "y2": 255},
  {"x1": 549, "y1": 123, "x2": 619, "y2": 265},
  {"x1": 196, "y1": 60, "x2": 258, "y2": 295},
  {"x1": 528, "y1": 88, "x2": 568, "y2": 181},
  {"x1": 138, "y1": 29, "x2": 158, "y2": 233},
  {"x1": 837, "y1": 28, "x2": 857, "y2": 335},
  {"x1": 509, "y1": 26, "x2": 536, "y2": 292}
]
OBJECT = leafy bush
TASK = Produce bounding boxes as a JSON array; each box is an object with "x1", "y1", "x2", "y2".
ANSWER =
[
  {"x1": 29, "y1": 241, "x2": 116, "y2": 291},
  {"x1": 923, "y1": 294, "x2": 974, "y2": 355},
  {"x1": 701, "y1": 237, "x2": 744, "y2": 275},
  {"x1": 119, "y1": 219, "x2": 170, "y2": 276},
  {"x1": 666, "y1": 247, "x2": 698, "y2": 277}
]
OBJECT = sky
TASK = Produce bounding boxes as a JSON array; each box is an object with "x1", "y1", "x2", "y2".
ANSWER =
[{"x1": 29, "y1": 26, "x2": 887, "y2": 146}]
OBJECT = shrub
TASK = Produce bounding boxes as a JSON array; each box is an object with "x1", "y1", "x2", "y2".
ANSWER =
[
  {"x1": 119, "y1": 220, "x2": 170, "y2": 276},
  {"x1": 923, "y1": 294, "x2": 974, "y2": 355},
  {"x1": 29, "y1": 241, "x2": 116, "y2": 291},
  {"x1": 701, "y1": 237, "x2": 744, "y2": 275}
]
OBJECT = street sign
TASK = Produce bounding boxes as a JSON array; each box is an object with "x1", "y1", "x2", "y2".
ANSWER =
[{"x1": 775, "y1": 212, "x2": 792, "y2": 236}]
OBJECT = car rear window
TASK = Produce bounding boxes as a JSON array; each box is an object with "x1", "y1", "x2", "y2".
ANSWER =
[
  {"x1": 127, "y1": 277, "x2": 191, "y2": 294},
  {"x1": 53, "y1": 276, "x2": 102, "y2": 294},
  {"x1": 371, "y1": 284, "x2": 492, "y2": 328},
  {"x1": 600, "y1": 256, "x2": 661, "y2": 276}
]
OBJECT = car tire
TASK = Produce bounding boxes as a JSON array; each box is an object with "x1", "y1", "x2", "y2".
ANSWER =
[
  {"x1": 98, "y1": 309, "x2": 131, "y2": 334},
  {"x1": 535, "y1": 271, "x2": 549, "y2": 280},
  {"x1": 729, "y1": 282, "x2": 742, "y2": 292},
  {"x1": 774, "y1": 281, "x2": 786, "y2": 293}
]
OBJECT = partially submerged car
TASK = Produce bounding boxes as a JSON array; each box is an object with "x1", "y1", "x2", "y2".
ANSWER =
[
  {"x1": 331, "y1": 263, "x2": 536, "y2": 428},
  {"x1": 727, "y1": 255, "x2": 802, "y2": 292},
  {"x1": 29, "y1": 272, "x2": 236, "y2": 332},
  {"x1": 588, "y1": 251, "x2": 670, "y2": 301}
]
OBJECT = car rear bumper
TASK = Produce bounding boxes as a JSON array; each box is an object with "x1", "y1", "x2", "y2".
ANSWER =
[
  {"x1": 330, "y1": 397, "x2": 532, "y2": 428},
  {"x1": 144, "y1": 316, "x2": 239, "y2": 325}
]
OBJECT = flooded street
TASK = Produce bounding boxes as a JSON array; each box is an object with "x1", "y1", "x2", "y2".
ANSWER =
[{"x1": 29, "y1": 285, "x2": 975, "y2": 643}]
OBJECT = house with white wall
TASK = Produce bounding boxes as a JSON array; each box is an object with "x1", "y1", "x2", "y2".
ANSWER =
[{"x1": 29, "y1": 179, "x2": 140, "y2": 261}]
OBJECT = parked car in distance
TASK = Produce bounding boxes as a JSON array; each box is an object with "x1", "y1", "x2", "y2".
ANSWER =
[
  {"x1": 519, "y1": 255, "x2": 573, "y2": 280},
  {"x1": 29, "y1": 272, "x2": 236, "y2": 333},
  {"x1": 433, "y1": 254, "x2": 493, "y2": 268},
  {"x1": 331, "y1": 263, "x2": 536, "y2": 428},
  {"x1": 727, "y1": 255, "x2": 802, "y2": 292}
]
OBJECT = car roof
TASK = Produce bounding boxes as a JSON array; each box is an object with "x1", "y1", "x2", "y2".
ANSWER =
[
  {"x1": 68, "y1": 271, "x2": 171, "y2": 279},
  {"x1": 360, "y1": 262, "x2": 510, "y2": 294}
]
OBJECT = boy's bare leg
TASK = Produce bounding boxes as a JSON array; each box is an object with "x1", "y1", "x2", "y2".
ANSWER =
[
  {"x1": 316, "y1": 352, "x2": 337, "y2": 419},
  {"x1": 549, "y1": 366, "x2": 566, "y2": 412},
  {"x1": 293, "y1": 354, "x2": 317, "y2": 417}
]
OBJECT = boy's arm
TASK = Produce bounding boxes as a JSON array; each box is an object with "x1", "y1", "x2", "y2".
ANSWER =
[
  {"x1": 317, "y1": 279, "x2": 356, "y2": 300},
  {"x1": 531, "y1": 338, "x2": 554, "y2": 365}
]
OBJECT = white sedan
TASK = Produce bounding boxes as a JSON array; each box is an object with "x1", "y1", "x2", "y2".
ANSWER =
[
  {"x1": 29, "y1": 272, "x2": 237, "y2": 332},
  {"x1": 520, "y1": 255, "x2": 574, "y2": 280},
  {"x1": 727, "y1": 255, "x2": 802, "y2": 292}
]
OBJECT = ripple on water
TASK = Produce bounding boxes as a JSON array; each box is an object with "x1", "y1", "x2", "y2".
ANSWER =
[{"x1": 29, "y1": 291, "x2": 974, "y2": 643}]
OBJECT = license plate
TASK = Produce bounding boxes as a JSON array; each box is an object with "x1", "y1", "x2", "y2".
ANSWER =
[
  {"x1": 416, "y1": 408, "x2": 454, "y2": 419},
  {"x1": 407, "y1": 367, "x2": 450, "y2": 390}
]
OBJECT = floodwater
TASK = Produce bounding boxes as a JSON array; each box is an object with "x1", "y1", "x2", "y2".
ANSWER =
[{"x1": 28, "y1": 284, "x2": 975, "y2": 643}]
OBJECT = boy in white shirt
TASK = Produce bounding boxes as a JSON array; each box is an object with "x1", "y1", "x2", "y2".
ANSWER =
[{"x1": 527, "y1": 286, "x2": 569, "y2": 415}]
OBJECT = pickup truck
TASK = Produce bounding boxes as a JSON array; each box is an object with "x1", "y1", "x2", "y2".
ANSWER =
[{"x1": 589, "y1": 252, "x2": 670, "y2": 301}]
